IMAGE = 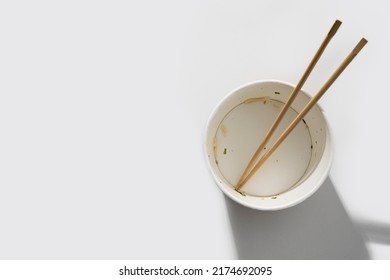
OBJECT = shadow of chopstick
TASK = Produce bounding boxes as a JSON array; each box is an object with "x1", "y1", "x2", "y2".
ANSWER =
[{"x1": 357, "y1": 220, "x2": 390, "y2": 245}]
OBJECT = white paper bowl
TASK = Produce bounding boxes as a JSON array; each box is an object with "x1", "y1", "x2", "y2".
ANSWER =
[{"x1": 204, "y1": 80, "x2": 333, "y2": 210}]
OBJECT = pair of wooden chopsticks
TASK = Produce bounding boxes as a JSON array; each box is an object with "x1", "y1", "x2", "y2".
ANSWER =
[{"x1": 236, "y1": 20, "x2": 367, "y2": 190}]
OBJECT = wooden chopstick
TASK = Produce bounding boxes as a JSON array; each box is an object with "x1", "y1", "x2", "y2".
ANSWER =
[
  {"x1": 236, "y1": 20, "x2": 342, "y2": 187},
  {"x1": 236, "y1": 38, "x2": 368, "y2": 190}
]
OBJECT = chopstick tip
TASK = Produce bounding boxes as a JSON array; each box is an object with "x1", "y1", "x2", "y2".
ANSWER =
[
  {"x1": 353, "y1": 38, "x2": 368, "y2": 54},
  {"x1": 328, "y1": 19, "x2": 342, "y2": 37}
]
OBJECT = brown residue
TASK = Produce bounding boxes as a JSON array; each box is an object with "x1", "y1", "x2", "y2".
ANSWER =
[
  {"x1": 221, "y1": 124, "x2": 228, "y2": 137},
  {"x1": 244, "y1": 96, "x2": 270, "y2": 104},
  {"x1": 213, "y1": 137, "x2": 218, "y2": 159},
  {"x1": 272, "y1": 101, "x2": 281, "y2": 110}
]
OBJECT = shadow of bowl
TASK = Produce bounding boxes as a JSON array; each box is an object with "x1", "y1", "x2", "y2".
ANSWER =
[{"x1": 225, "y1": 177, "x2": 370, "y2": 259}]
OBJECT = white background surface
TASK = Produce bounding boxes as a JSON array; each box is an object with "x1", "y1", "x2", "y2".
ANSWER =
[{"x1": 0, "y1": 0, "x2": 389, "y2": 259}]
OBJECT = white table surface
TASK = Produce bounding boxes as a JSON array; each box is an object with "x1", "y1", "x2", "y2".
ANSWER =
[{"x1": 1, "y1": 0, "x2": 389, "y2": 259}]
